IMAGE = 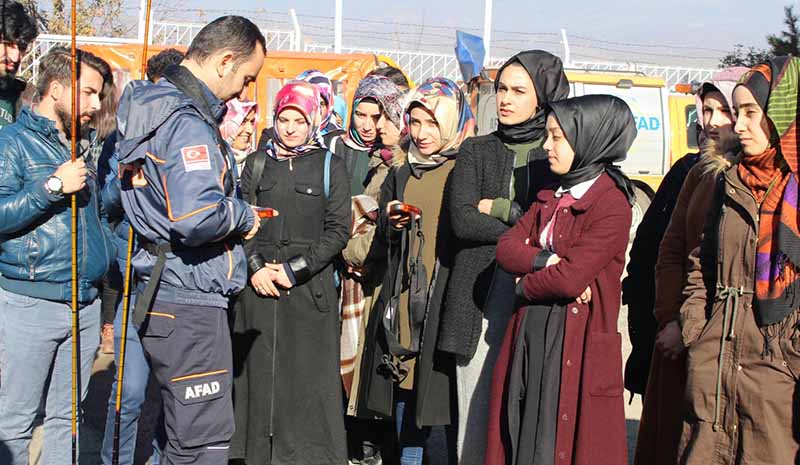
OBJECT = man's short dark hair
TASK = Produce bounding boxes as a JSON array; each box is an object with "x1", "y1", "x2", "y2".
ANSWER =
[
  {"x1": 36, "y1": 47, "x2": 111, "y2": 99},
  {"x1": 368, "y1": 66, "x2": 409, "y2": 90},
  {"x1": 146, "y1": 48, "x2": 184, "y2": 82},
  {"x1": 0, "y1": 0, "x2": 37, "y2": 51},
  {"x1": 185, "y1": 16, "x2": 266, "y2": 66}
]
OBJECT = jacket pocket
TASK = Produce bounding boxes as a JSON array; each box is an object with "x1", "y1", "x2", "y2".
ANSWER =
[
  {"x1": 683, "y1": 300, "x2": 723, "y2": 349},
  {"x1": 253, "y1": 176, "x2": 277, "y2": 206},
  {"x1": 141, "y1": 311, "x2": 176, "y2": 338},
  {"x1": 781, "y1": 312, "x2": 800, "y2": 380},
  {"x1": 27, "y1": 231, "x2": 40, "y2": 279},
  {"x1": 587, "y1": 332, "x2": 624, "y2": 397},
  {"x1": 308, "y1": 271, "x2": 331, "y2": 312},
  {"x1": 170, "y1": 370, "x2": 234, "y2": 448},
  {"x1": 295, "y1": 183, "x2": 324, "y2": 216}
]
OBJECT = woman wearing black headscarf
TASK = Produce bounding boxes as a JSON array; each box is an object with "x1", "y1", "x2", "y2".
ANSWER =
[
  {"x1": 441, "y1": 50, "x2": 569, "y2": 464},
  {"x1": 487, "y1": 94, "x2": 635, "y2": 465}
]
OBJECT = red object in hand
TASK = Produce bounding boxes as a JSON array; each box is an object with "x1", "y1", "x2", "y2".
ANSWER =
[
  {"x1": 254, "y1": 207, "x2": 279, "y2": 219},
  {"x1": 389, "y1": 202, "x2": 422, "y2": 217}
]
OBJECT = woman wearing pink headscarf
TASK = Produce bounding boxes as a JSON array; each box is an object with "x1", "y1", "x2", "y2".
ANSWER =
[
  {"x1": 231, "y1": 81, "x2": 351, "y2": 465},
  {"x1": 219, "y1": 98, "x2": 258, "y2": 173}
]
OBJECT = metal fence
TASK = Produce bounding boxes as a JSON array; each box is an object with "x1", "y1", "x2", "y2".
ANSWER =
[
  {"x1": 304, "y1": 43, "x2": 509, "y2": 83},
  {"x1": 21, "y1": 22, "x2": 716, "y2": 89},
  {"x1": 570, "y1": 60, "x2": 715, "y2": 89}
]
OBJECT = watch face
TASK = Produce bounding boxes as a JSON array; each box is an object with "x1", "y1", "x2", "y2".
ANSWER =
[{"x1": 47, "y1": 176, "x2": 62, "y2": 193}]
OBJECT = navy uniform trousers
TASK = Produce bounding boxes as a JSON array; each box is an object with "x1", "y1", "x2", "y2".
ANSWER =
[{"x1": 140, "y1": 300, "x2": 234, "y2": 465}]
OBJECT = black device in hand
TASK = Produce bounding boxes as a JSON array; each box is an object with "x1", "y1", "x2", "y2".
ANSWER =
[{"x1": 389, "y1": 202, "x2": 422, "y2": 218}]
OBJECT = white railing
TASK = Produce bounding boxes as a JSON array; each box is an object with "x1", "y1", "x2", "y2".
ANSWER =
[
  {"x1": 19, "y1": 33, "x2": 140, "y2": 81},
  {"x1": 151, "y1": 21, "x2": 202, "y2": 46},
  {"x1": 304, "y1": 43, "x2": 463, "y2": 83},
  {"x1": 569, "y1": 60, "x2": 715, "y2": 88},
  {"x1": 304, "y1": 44, "x2": 511, "y2": 83},
  {"x1": 20, "y1": 23, "x2": 300, "y2": 82},
  {"x1": 152, "y1": 21, "x2": 297, "y2": 51},
  {"x1": 20, "y1": 22, "x2": 717, "y2": 90}
]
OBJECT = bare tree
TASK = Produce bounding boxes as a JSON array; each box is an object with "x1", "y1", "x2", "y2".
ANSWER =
[{"x1": 28, "y1": 0, "x2": 129, "y2": 36}]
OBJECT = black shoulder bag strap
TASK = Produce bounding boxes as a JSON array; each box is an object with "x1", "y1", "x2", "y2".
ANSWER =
[
  {"x1": 248, "y1": 151, "x2": 268, "y2": 206},
  {"x1": 132, "y1": 241, "x2": 172, "y2": 326},
  {"x1": 380, "y1": 215, "x2": 428, "y2": 381}
]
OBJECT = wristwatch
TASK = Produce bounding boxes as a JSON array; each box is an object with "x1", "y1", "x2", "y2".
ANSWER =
[{"x1": 45, "y1": 175, "x2": 64, "y2": 196}]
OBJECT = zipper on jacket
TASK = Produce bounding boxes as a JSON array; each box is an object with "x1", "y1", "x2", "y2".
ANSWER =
[
  {"x1": 26, "y1": 234, "x2": 34, "y2": 280},
  {"x1": 268, "y1": 167, "x2": 289, "y2": 436},
  {"x1": 80, "y1": 206, "x2": 88, "y2": 292},
  {"x1": 269, "y1": 258, "x2": 279, "y2": 435}
]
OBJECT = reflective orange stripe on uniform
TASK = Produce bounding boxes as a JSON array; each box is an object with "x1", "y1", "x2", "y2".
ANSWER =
[
  {"x1": 171, "y1": 369, "x2": 229, "y2": 383},
  {"x1": 219, "y1": 158, "x2": 227, "y2": 189},
  {"x1": 146, "y1": 152, "x2": 167, "y2": 164},
  {"x1": 161, "y1": 174, "x2": 217, "y2": 222},
  {"x1": 146, "y1": 311, "x2": 175, "y2": 319}
]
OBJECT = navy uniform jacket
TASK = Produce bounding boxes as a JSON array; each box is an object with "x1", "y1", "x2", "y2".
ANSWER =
[{"x1": 116, "y1": 75, "x2": 255, "y2": 308}]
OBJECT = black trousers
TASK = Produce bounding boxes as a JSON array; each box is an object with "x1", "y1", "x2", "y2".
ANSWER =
[
  {"x1": 140, "y1": 300, "x2": 234, "y2": 465},
  {"x1": 101, "y1": 261, "x2": 123, "y2": 325}
]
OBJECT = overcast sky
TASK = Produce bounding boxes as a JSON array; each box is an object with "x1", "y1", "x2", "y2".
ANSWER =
[{"x1": 151, "y1": 0, "x2": 791, "y2": 67}]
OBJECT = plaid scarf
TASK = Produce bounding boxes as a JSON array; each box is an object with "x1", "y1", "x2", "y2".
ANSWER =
[
  {"x1": 739, "y1": 57, "x2": 800, "y2": 326},
  {"x1": 340, "y1": 195, "x2": 379, "y2": 396}
]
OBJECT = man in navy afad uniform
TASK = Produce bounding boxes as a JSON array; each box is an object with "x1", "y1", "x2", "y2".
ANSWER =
[{"x1": 116, "y1": 16, "x2": 265, "y2": 465}]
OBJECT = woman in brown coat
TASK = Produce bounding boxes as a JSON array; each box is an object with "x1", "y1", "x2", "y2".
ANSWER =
[
  {"x1": 677, "y1": 57, "x2": 800, "y2": 464},
  {"x1": 633, "y1": 80, "x2": 740, "y2": 465},
  {"x1": 486, "y1": 95, "x2": 635, "y2": 465}
]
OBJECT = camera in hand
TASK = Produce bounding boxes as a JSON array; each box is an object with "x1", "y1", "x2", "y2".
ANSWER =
[{"x1": 389, "y1": 202, "x2": 422, "y2": 218}]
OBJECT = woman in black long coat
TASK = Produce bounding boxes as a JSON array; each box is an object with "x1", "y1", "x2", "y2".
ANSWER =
[{"x1": 232, "y1": 81, "x2": 351, "y2": 465}]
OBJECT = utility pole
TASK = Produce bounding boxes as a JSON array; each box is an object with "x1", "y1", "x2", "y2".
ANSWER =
[
  {"x1": 137, "y1": 0, "x2": 147, "y2": 43},
  {"x1": 334, "y1": 0, "x2": 343, "y2": 53},
  {"x1": 483, "y1": 0, "x2": 493, "y2": 66},
  {"x1": 137, "y1": 0, "x2": 154, "y2": 44},
  {"x1": 290, "y1": 9, "x2": 302, "y2": 52},
  {"x1": 561, "y1": 29, "x2": 571, "y2": 66}
]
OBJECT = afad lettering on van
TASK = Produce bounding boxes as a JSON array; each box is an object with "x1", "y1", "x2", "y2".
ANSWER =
[
  {"x1": 185, "y1": 381, "x2": 221, "y2": 400},
  {"x1": 634, "y1": 115, "x2": 661, "y2": 131}
]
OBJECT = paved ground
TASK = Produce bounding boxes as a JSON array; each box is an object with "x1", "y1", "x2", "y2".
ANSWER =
[{"x1": 29, "y1": 351, "x2": 162, "y2": 465}]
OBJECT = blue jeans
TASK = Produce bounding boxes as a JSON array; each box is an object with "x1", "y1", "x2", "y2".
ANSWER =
[
  {"x1": 101, "y1": 256, "x2": 162, "y2": 465},
  {"x1": 0, "y1": 287, "x2": 100, "y2": 465},
  {"x1": 395, "y1": 390, "x2": 430, "y2": 465}
]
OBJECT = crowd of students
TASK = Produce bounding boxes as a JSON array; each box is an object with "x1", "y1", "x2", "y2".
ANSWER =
[{"x1": 1, "y1": 6, "x2": 800, "y2": 465}]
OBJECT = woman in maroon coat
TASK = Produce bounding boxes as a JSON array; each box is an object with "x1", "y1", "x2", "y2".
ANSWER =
[{"x1": 485, "y1": 95, "x2": 635, "y2": 465}]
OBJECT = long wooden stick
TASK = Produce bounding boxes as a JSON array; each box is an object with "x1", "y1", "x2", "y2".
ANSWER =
[
  {"x1": 111, "y1": 1, "x2": 153, "y2": 464},
  {"x1": 69, "y1": 0, "x2": 79, "y2": 464}
]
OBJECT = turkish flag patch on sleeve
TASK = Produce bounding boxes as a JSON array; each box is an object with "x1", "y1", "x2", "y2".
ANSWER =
[{"x1": 180, "y1": 145, "x2": 212, "y2": 172}]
